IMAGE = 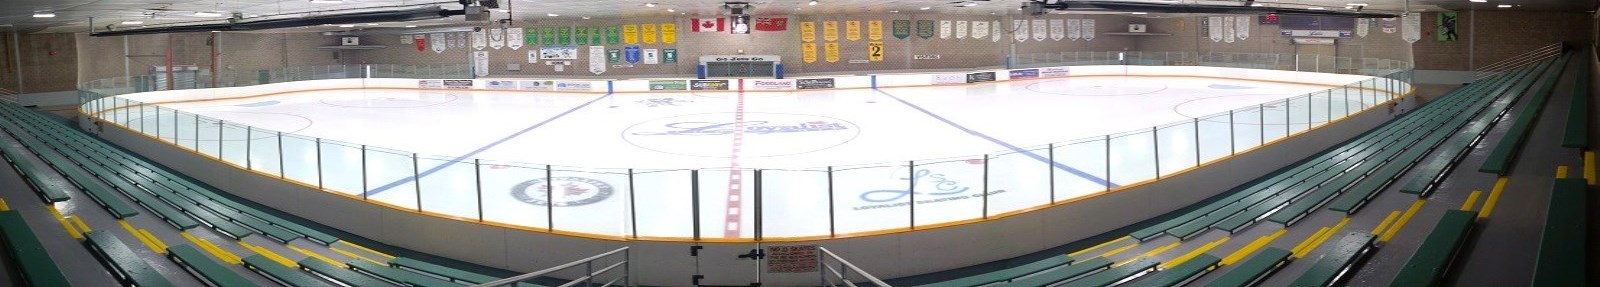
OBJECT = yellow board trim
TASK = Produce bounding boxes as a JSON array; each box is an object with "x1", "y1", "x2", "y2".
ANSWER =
[
  {"x1": 1160, "y1": 237, "x2": 1230, "y2": 269},
  {"x1": 288, "y1": 245, "x2": 345, "y2": 268},
  {"x1": 1097, "y1": 242, "x2": 1141, "y2": 259},
  {"x1": 1478, "y1": 177, "x2": 1509, "y2": 219},
  {"x1": 239, "y1": 241, "x2": 299, "y2": 268},
  {"x1": 181, "y1": 232, "x2": 242, "y2": 264},
  {"x1": 1585, "y1": 151, "x2": 1595, "y2": 185},
  {"x1": 1119, "y1": 241, "x2": 1181, "y2": 267},
  {"x1": 1459, "y1": 190, "x2": 1483, "y2": 212},
  {"x1": 329, "y1": 246, "x2": 385, "y2": 266},
  {"x1": 1369, "y1": 210, "x2": 1402, "y2": 235},
  {"x1": 1381, "y1": 200, "x2": 1427, "y2": 242},
  {"x1": 1221, "y1": 228, "x2": 1287, "y2": 266},
  {"x1": 1556, "y1": 166, "x2": 1569, "y2": 179},
  {"x1": 337, "y1": 241, "x2": 397, "y2": 260},
  {"x1": 118, "y1": 220, "x2": 165, "y2": 254},
  {"x1": 1069, "y1": 236, "x2": 1132, "y2": 258}
]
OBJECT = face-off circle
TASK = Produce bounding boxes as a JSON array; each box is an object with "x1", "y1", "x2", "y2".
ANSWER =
[{"x1": 621, "y1": 112, "x2": 861, "y2": 158}]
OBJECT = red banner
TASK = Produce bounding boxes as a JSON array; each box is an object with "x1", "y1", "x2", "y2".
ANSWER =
[
  {"x1": 413, "y1": 35, "x2": 426, "y2": 52},
  {"x1": 755, "y1": 17, "x2": 788, "y2": 31}
]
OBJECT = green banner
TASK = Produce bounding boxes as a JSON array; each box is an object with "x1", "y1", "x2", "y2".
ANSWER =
[
  {"x1": 605, "y1": 26, "x2": 621, "y2": 45},
  {"x1": 892, "y1": 20, "x2": 911, "y2": 40},
  {"x1": 575, "y1": 27, "x2": 589, "y2": 45},
  {"x1": 590, "y1": 27, "x2": 603, "y2": 44},
  {"x1": 607, "y1": 49, "x2": 621, "y2": 63},
  {"x1": 557, "y1": 27, "x2": 572, "y2": 45},
  {"x1": 541, "y1": 27, "x2": 557, "y2": 45},
  {"x1": 1436, "y1": 12, "x2": 1459, "y2": 42},
  {"x1": 524, "y1": 27, "x2": 539, "y2": 46},
  {"x1": 915, "y1": 20, "x2": 934, "y2": 39},
  {"x1": 663, "y1": 49, "x2": 678, "y2": 64}
]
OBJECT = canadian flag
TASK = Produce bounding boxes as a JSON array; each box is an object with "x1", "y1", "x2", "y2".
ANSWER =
[{"x1": 692, "y1": 18, "x2": 725, "y2": 32}]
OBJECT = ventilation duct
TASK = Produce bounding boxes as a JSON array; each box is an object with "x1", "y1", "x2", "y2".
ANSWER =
[{"x1": 92, "y1": 6, "x2": 463, "y2": 37}]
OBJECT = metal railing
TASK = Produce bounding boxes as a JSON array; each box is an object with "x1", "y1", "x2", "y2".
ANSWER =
[
  {"x1": 819, "y1": 247, "x2": 890, "y2": 287},
  {"x1": 473, "y1": 247, "x2": 630, "y2": 287},
  {"x1": 1474, "y1": 43, "x2": 1564, "y2": 81}
]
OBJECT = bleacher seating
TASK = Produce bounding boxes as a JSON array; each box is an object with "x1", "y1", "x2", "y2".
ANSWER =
[
  {"x1": 1203, "y1": 247, "x2": 1291, "y2": 287},
  {"x1": 1530, "y1": 178, "x2": 1586, "y2": 286},
  {"x1": 997, "y1": 257, "x2": 1112, "y2": 286},
  {"x1": 243, "y1": 254, "x2": 337, "y2": 287},
  {"x1": 1480, "y1": 54, "x2": 1573, "y2": 174},
  {"x1": 1124, "y1": 254, "x2": 1219, "y2": 287},
  {"x1": 166, "y1": 244, "x2": 255, "y2": 286},
  {"x1": 914, "y1": 255, "x2": 1074, "y2": 287},
  {"x1": 1387, "y1": 209, "x2": 1478, "y2": 286},
  {"x1": 82, "y1": 230, "x2": 176, "y2": 286},
  {"x1": 0, "y1": 209, "x2": 72, "y2": 286},
  {"x1": 1561, "y1": 51, "x2": 1591, "y2": 149},
  {"x1": 1287, "y1": 232, "x2": 1375, "y2": 287}
]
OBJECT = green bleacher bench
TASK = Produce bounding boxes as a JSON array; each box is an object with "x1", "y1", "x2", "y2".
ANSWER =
[
  {"x1": 1561, "y1": 53, "x2": 1591, "y2": 149},
  {"x1": 166, "y1": 244, "x2": 256, "y2": 286},
  {"x1": 40, "y1": 153, "x2": 142, "y2": 219},
  {"x1": 915, "y1": 255, "x2": 1074, "y2": 287},
  {"x1": 1059, "y1": 258, "x2": 1158, "y2": 287},
  {"x1": 230, "y1": 213, "x2": 303, "y2": 244},
  {"x1": 1125, "y1": 254, "x2": 1220, "y2": 287},
  {"x1": 83, "y1": 230, "x2": 177, "y2": 287},
  {"x1": 997, "y1": 257, "x2": 1113, "y2": 287},
  {"x1": 102, "y1": 174, "x2": 202, "y2": 230},
  {"x1": 1531, "y1": 178, "x2": 1586, "y2": 287},
  {"x1": 347, "y1": 260, "x2": 464, "y2": 287},
  {"x1": 297, "y1": 258, "x2": 397, "y2": 287},
  {"x1": 1388, "y1": 209, "x2": 1478, "y2": 287},
  {"x1": 389, "y1": 257, "x2": 547, "y2": 287},
  {"x1": 1203, "y1": 247, "x2": 1291, "y2": 287},
  {"x1": 1325, "y1": 145, "x2": 1436, "y2": 215},
  {"x1": 1288, "y1": 232, "x2": 1375, "y2": 287},
  {"x1": 0, "y1": 210, "x2": 72, "y2": 286},
  {"x1": 0, "y1": 143, "x2": 72, "y2": 202},
  {"x1": 242, "y1": 254, "x2": 336, "y2": 287},
  {"x1": 1480, "y1": 54, "x2": 1570, "y2": 175},
  {"x1": 148, "y1": 184, "x2": 258, "y2": 240}
]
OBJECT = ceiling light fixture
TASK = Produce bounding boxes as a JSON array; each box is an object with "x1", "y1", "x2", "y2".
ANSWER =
[
  {"x1": 193, "y1": 11, "x2": 223, "y2": 17},
  {"x1": 404, "y1": 25, "x2": 417, "y2": 28},
  {"x1": 365, "y1": 23, "x2": 378, "y2": 26},
  {"x1": 644, "y1": 3, "x2": 656, "y2": 7},
  {"x1": 309, "y1": 0, "x2": 343, "y2": 4},
  {"x1": 1469, "y1": 0, "x2": 1487, "y2": 2},
  {"x1": 582, "y1": 16, "x2": 591, "y2": 19},
  {"x1": 1251, "y1": 3, "x2": 1264, "y2": 7},
  {"x1": 121, "y1": 21, "x2": 144, "y2": 25},
  {"x1": 890, "y1": 10, "x2": 899, "y2": 13},
  {"x1": 961, "y1": 3, "x2": 977, "y2": 7},
  {"x1": 1131, "y1": 12, "x2": 1148, "y2": 14},
  {"x1": 1307, "y1": 7, "x2": 1325, "y2": 10},
  {"x1": 547, "y1": 13, "x2": 559, "y2": 16},
  {"x1": 920, "y1": 6, "x2": 931, "y2": 10},
  {"x1": 33, "y1": 12, "x2": 56, "y2": 18},
  {"x1": 338, "y1": 24, "x2": 355, "y2": 28},
  {"x1": 808, "y1": 0, "x2": 817, "y2": 6},
  {"x1": 666, "y1": 8, "x2": 675, "y2": 12},
  {"x1": 1347, "y1": 3, "x2": 1368, "y2": 6},
  {"x1": 1497, "y1": 4, "x2": 1512, "y2": 7}
]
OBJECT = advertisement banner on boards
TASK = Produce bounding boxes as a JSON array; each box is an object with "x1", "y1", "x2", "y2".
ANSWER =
[
  {"x1": 1008, "y1": 69, "x2": 1040, "y2": 79},
  {"x1": 443, "y1": 80, "x2": 474, "y2": 89},
  {"x1": 554, "y1": 81, "x2": 592, "y2": 91},
  {"x1": 519, "y1": 80, "x2": 556, "y2": 91},
  {"x1": 1040, "y1": 66, "x2": 1070, "y2": 77},
  {"x1": 690, "y1": 80, "x2": 731, "y2": 90},
  {"x1": 417, "y1": 80, "x2": 443, "y2": 89},
  {"x1": 966, "y1": 72, "x2": 996, "y2": 83},
  {"x1": 796, "y1": 78, "x2": 835, "y2": 89},
  {"x1": 485, "y1": 80, "x2": 517, "y2": 90},
  {"x1": 648, "y1": 80, "x2": 687, "y2": 91},
  {"x1": 932, "y1": 74, "x2": 965, "y2": 85},
  {"x1": 749, "y1": 79, "x2": 796, "y2": 90}
]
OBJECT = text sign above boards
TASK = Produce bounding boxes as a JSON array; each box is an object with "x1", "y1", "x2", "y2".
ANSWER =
[{"x1": 699, "y1": 55, "x2": 782, "y2": 64}]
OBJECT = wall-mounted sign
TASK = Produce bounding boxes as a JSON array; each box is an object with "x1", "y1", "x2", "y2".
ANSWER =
[{"x1": 699, "y1": 55, "x2": 781, "y2": 64}]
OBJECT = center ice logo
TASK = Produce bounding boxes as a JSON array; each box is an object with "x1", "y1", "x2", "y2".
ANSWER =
[{"x1": 622, "y1": 113, "x2": 861, "y2": 158}]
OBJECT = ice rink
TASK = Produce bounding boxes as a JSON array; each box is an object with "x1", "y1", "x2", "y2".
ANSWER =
[{"x1": 97, "y1": 72, "x2": 1402, "y2": 238}]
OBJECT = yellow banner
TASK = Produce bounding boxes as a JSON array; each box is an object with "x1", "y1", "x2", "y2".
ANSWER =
[
  {"x1": 802, "y1": 42, "x2": 817, "y2": 63},
  {"x1": 868, "y1": 21, "x2": 884, "y2": 41},
  {"x1": 622, "y1": 24, "x2": 639, "y2": 44},
  {"x1": 823, "y1": 21, "x2": 839, "y2": 42},
  {"x1": 661, "y1": 23, "x2": 677, "y2": 44},
  {"x1": 799, "y1": 22, "x2": 816, "y2": 43},
  {"x1": 824, "y1": 42, "x2": 840, "y2": 63},
  {"x1": 641, "y1": 24, "x2": 658, "y2": 44},
  {"x1": 846, "y1": 21, "x2": 861, "y2": 41},
  {"x1": 868, "y1": 42, "x2": 884, "y2": 61}
]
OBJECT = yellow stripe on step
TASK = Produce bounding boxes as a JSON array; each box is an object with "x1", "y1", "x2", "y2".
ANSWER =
[
  {"x1": 1585, "y1": 151, "x2": 1595, "y2": 185},
  {"x1": 1370, "y1": 211, "x2": 1401, "y2": 235},
  {"x1": 239, "y1": 241, "x2": 298, "y2": 268},
  {"x1": 1097, "y1": 242, "x2": 1141, "y2": 259},
  {"x1": 1290, "y1": 227, "x2": 1331, "y2": 258},
  {"x1": 46, "y1": 206, "x2": 82, "y2": 239},
  {"x1": 337, "y1": 241, "x2": 397, "y2": 260},
  {"x1": 1294, "y1": 217, "x2": 1351, "y2": 258},
  {"x1": 138, "y1": 229, "x2": 167, "y2": 251},
  {"x1": 1222, "y1": 228, "x2": 1287, "y2": 266},
  {"x1": 1459, "y1": 190, "x2": 1483, "y2": 211},
  {"x1": 0, "y1": 197, "x2": 9, "y2": 211},
  {"x1": 1161, "y1": 237, "x2": 1230, "y2": 269},
  {"x1": 181, "y1": 232, "x2": 241, "y2": 264},
  {"x1": 1119, "y1": 241, "x2": 1181, "y2": 267},
  {"x1": 119, "y1": 220, "x2": 165, "y2": 254},
  {"x1": 288, "y1": 245, "x2": 345, "y2": 268},
  {"x1": 1381, "y1": 200, "x2": 1427, "y2": 242},
  {"x1": 329, "y1": 246, "x2": 384, "y2": 266},
  {"x1": 1069, "y1": 236, "x2": 1132, "y2": 258},
  {"x1": 70, "y1": 216, "x2": 91, "y2": 233},
  {"x1": 1557, "y1": 166, "x2": 1569, "y2": 179},
  {"x1": 1478, "y1": 177, "x2": 1508, "y2": 219}
]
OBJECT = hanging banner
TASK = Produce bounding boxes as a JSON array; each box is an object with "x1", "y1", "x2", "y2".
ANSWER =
[
  {"x1": 868, "y1": 42, "x2": 884, "y2": 61},
  {"x1": 577, "y1": 27, "x2": 592, "y2": 45},
  {"x1": 622, "y1": 25, "x2": 639, "y2": 44},
  {"x1": 489, "y1": 28, "x2": 505, "y2": 49},
  {"x1": 1049, "y1": 19, "x2": 1064, "y2": 41},
  {"x1": 1013, "y1": 20, "x2": 1028, "y2": 42},
  {"x1": 589, "y1": 46, "x2": 606, "y2": 75},
  {"x1": 939, "y1": 20, "x2": 952, "y2": 39},
  {"x1": 1382, "y1": 18, "x2": 1397, "y2": 34},
  {"x1": 916, "y1": 20, "x2": 935, "y2": 39},
  {"x1": 452, "y1": 33, "x2": 466, "y2": 49},
  {"x1": 1223, "y1": 16, "x2": 1236, "y2": 43},
  {"x1": 955, "y1": 21, "x2": 968, "y2": 39},
  {"x1": 606, "y1": 49, "x2": 620, "y2": 63},
  {"x1": 823, "y1": 21, "x2": 839, "y2": 41},
  {"x1": 801, "y1": 42, "x2": 817, "y2": 63},
  {"x1": 472, "y1": 30, "x2": 487, "y2": 50},
  {"x1": 800, "y1": 22, "x2": 816, "y2": 42},
  {"x1": 524, "y1": 27, "x2": 539, "y2": 47},
  {"x1": 1356, "y1": 18, "x2": 1370, "y2": 37},
  {"x1": 991, "y1": 21, "x2": 1001, "y2": 42},
  {"x1": 972, "y1": 21, "x2": 989, "y2": 39},
  {"x1": 473, "y1": 51, "x2": 489, "y2": 77},
  {"x1": 507, "y1": 28, "x2": 524, "y2": 50},
  {"x1": 643, "y1": 48, "x2": 660, "y2": 64},
  {"x1": 1437, "y1": 12, "x2": 1459, "y2": 42},
  {"x1": 413, "y1": 35, "x2": 426, "y2": 52},
  {"x1": 663, "y1": 49, "x2": 678, "y2": 63},
  {"x1": 542, "y1": 27, "x2": 557, "y2": 45},
  {"x1": 430, "y1": 33, "x2": 446, "y2": 53},
  {"x1": 1236, "y1": 16, "x2": 1250, "y2": 40},
  {"x1": 558, "y1": 27, "x2": 573, "y2": 45},
  {"x1": 402, "y1": 35, "x2": 413, "y2": 44},
  {"x1": 892, "y1": 20, "x2": 911, "y2": 40},
  {"x1": 540, "y1": 46, "x2": 579, "y2": 60},
  {"x1": 624, "y1": 45, "x2": 642, "y2": 64},
  {"x1": 591, "y1": 27, "x2": 605, "y2": 45},
  {"x1": 824, "y1": 42, "x2": 840, "y2": 63},
  {"x1": 527, "y1": 50, "x2": 538, "y2": 64},
  {"x1": 1031, "y1": 19, "x2": 1047, "y2": 41},
  {"x1": 642, "y1": 24, "x2": 658, "y2": 44},
  {"x1": 868, "y1": 20, "x2": 884, "y2": 40},
  {"x1": 605, "y1": 26, "x2": 621, "y2": 44},
  {"x1": 1067, "y1": 19, "x2": 1081, "y2": 40},
  {"x1": 1402, "y1": 13, "x2": 1421, "y2": 43},
  {"x1": 1082, "y1": 19, "x2": 1095, "y2": 41},
  {"x1": 1208, "y1": 17, "x2": 1223, "y2": 42},
  {"x1": 846, "y1": 21, "x2": 861, "y2": 41},
  {"x1": 661, "y1": 23, "x2": 677, "y2": 44}
]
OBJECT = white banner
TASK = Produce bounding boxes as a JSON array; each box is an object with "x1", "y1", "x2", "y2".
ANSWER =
[
  {"x1": 452, "y1": 32, "x2": 466, "y2": 49},
  {"x1": 471, "y1": 30, "x2": 487, "y2": 50},
  {"x1": 1013, "y1": 20, "x2": 1028, "y2": 42},
  {"x1": 1382, "y1": 18, "x2": 1397, "y2": 34},
  {"x1": 972, "y1": 21, "x2": 989, "y2": 39},
  {"x1": 1067, "y1": 19, "x2": 1081, "y2": 40},
  {"x1": 588, "y1": 46, "x2": 606, "y2": 75},
  {"x1": 991, "y1": 21, "x2": 1001, "y2": 42},
  {"x1": 473, "y1": 51, "x2": 489, "y2": 77},
  {"x1": 527, "y1": 50, "x2": 538, "y2": 63},
  {"x1": 643, "y1": 48, "x2": 659, "y2": 64},
  {"x1": 507, "y1": 28, "x2": 524, "y2": 50},
  {"x1": 1082, "y1": 19, "x2": 1095, "y2": 41},
  {"x1": 939, "y1": 20, "x2": 952, "y2": 39},
  {"x1": 1356, "y1": 18, "x2": 1369, "y2": 38},
  {"x1": 1223, "y1": 16, "x2": 1236, "y2": 43},
  {"x1": 1236, "y1": 16, "x2": 1250, "y2": 40},
  {"x1": 401, "y1": 35, "x2": 413, "y2": 44},
  {"x1": 1402, "y1": 13, "x2": 1421, "y2": 43},
  {"x1": 1208, "y1": 17, "x2": 1223, "y2": 42},
  {"x1": 1031, "y1": 19, "x2": 1047, "y2": 41},
  {"x1": 488, "y1": 28, "x2": 505, "y2": 49},
  {"x1": 1049, "y1": 19, "x2": 1064, "y2": 41},
  {"x1": 955, "y1": 21, "x2": 968, "y2": 39},
  {"x1": 430, "y1": 33, "x2": 446, "y2": 53}
]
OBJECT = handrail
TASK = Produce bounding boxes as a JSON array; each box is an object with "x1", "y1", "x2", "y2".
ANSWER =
[
  {"x1": 473, "y1": 247, "x2": 630, "y2": 287},
  {"x1": 818, "y1": 247, "x2": 890, "y2": 287},
  {"x1": 1475, "y1": 43, "x2": 1563, "y2": 81}
]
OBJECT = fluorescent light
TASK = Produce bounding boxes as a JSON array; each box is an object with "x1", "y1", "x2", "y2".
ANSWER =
[
  {"x1": 581, "y1": 16, "x2": 591, "y2": 19},
  {"x1": 920, "y1": 6, "x2": 932, "y2": 10},
  {"x1": 309, "y1": 0, "x2": 343, "y2": 3},
  {"x1": 1497, "y1": 4, "x2": 1512, "y2": 7},
  {"x1": 890, "y1": 10, "x2": 899, "y2": 13},
  {"x1": 1469, "y1": 0, "x2": 1487, "y2": 2},
  {"x1": 32, "y1": 12, "x2": 55, "y2": 18},
  {"x1": 493, "y1": 9, "x2": 508, "y2": 13},
  {"x1": 1347, "y1": 3, "x2": 1368, "y2": 6},
  {"x1": 121, "y1": 21, "x2": 143, "y2": 25},
  {"x1": 644, "y1": 3, "x2": 656, "y2": 7},
  {"x1": 1252, "y1": 3, "x2": 1264, "y2": 6},
  {"x1": 404, "y1": 25, "x2": 416, "y2": 28},
  {"x1": 546, "y1": 13, "x2": 559, "y2": 16},
  {"x1": 1307, "y1": 7, "x2": 1325, "y2": 10},
  {"x1": 1130, "y1": 12, "x2": 1148, "y2": 15},
  {"x1": 808, "y1": 0, "x2": 817, "y2": 6},
  {"x1": 960, "y1": 3, "x2": 977, "y2": 7},
  {"x1": 364, "y1": 23, "x2": 378, "y2": 26},
  {"x1": 338, "y1": 24, "x2": 354, "y2": 28},
  {"x1": 193, "y1": 11, "x2": 223, "y2": 17}
]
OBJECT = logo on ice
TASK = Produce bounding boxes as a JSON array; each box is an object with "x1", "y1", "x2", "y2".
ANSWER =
[
  {"x1": 630, "y1": 121, "x2": 848, "y2": 136},
  {"x1": 622, "y1": 113, "x2": 861, "y2": 158}
]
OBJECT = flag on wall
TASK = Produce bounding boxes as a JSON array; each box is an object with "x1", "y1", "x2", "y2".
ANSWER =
[
  {"x1": 401, "y1": 35, "x2": 413, "y2": 44},
  {"x1": 507, "y1": 28, "x2": 524, "y2": 50},
  {"x1": 524, "y1": 28, "x2": 538, "y2": 46},
  {"x1": 575, "y1": 27, "x2": 590, "y2": 45},
  {"x1": 1083, "y1": 19, "x2": 1095, "y2": 41},
  {"x1": 1356, "y1": 18, "x2": 1369, "y2": 37},
  {"x1": 1049, "y1": 19, "x2": 1064, "y2": 41},
  {"x1": 755, "y1": 17, "x2": 788, "y2": 31},
  {"x1": 824, "y1": 42, "x2": 840, "y2": 63},
  {"x1": 801, "y1": 42, "x2": 817, "y2": 63},
  {"x1": 413, "y1": 35, "x2": 426, "y2": 52},
  {"x1": 1436, "y1": 12, "x2": 1459, "y2": 42},
  {"x1": 691, "y1": 18, "x2": 725, "y2": 32}
]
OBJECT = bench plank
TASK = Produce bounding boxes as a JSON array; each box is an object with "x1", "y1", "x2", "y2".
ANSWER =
[
  {"x1": 1288, "y1": 232, "x2": 1375, "y2": 287},
  {"x1": 998, "y1": 257, "x2": 1113, "y2": 287},
  {"x1": 1125, "y1": 254, "x2": 1220, "y2": 287},
  {"x1": 1203, "y1": 247, "x2": 1291, "y2": 287},
  {"x1": 167, "y1": 244, "x2": 256, "y2": 286},
  {"x1": 243, "y1": 254, "x2": 336, "y2": 287},
  {"x1": 1388, "y1": 210, "x2": 1477, "y2": 287},
  {"x1": 83, "y1": 230, "x2": 176, "y2": 287}
]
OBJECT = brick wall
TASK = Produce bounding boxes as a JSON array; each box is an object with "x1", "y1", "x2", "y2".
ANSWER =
[
  {"x1": 1, "y1": 32, "x2": 78, "y2": 93},
  {"x1": 1135, "y1": 15, "x2": 1412, "y2": 68},
  {"x1": 1412, "y1": 11, "x2": 1591, "y2": 71}
]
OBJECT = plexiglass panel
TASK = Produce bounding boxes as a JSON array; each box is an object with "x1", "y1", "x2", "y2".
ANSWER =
[
  {"x1": 1054, "y1": 138, "x2": 1109, "y2": 200},
  {"x1": 279, "y1": 133, "x2": 320, "y2": 187},
  {"x1": 195, "y1": 116, "x2": 222, "y2": 158},
  {"x1": 417, "y1": 156, "x2": 479, "y2": 220},
  {"x1": 632, "y1": 169, "x2": 693, "y2": 238},
  {"x1": 1156, "y1": 121, "x2": 1197, "y2": 177},
  {"x1": 911, "y1": 157, "x2": 985, "y2": 227},
  {"x1": 1288, "y1": 95, "x2": 1310, "y2": 134},
  {"x1": 985, "y1": 147, "x2": 1050, "y2": 215},
  {"x1": 549, "y1": 166, "x2": 631, "y2": 237},
  {"x1": 833, "y1": 164, "x2": 910, "y2": 235},
  {"x1": 479, "y1": 161, "x2": 550, "y2": 230},
  {"x1": 696, "y1": 169, "x2": 756, "y2": 239},
  {"x1": 1108, "y1": 130, "x2": 1156, "y2": 185},
  {"x1": 1233, "y1": 106, "x2": 1263, "y2": 152},
  {"x1": 364, "y1": 147, "x2": 417, "y2": 210},
  {"x1": 248, "y1": 128, "x2": 281, "y2": 176},
  {"x1": 219, "y1": 122, "x2": 250, "y2": 167},
  {"x1": 1197, "y1": 113, "x2": 1232, "y2": 164},
  {"x1": 760, "y1": 169, "x2": 831, "y2": 238},
  {"x1": 318, "y1": 140, "x2": 365, "y2": 195},
  {"x1": 1262, "y1": 100, "x2": 1289, "y2": 143}
]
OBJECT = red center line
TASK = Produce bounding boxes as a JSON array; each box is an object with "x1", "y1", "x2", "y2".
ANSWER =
[{"x1": 724, "y1": 79, "x2": 747, "y2": 238}]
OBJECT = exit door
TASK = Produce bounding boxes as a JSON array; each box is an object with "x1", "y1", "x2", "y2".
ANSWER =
[{"x1": 692, "y1": 243, "x2": 762, "y2": 286}]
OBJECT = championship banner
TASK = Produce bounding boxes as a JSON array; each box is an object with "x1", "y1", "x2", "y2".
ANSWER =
[
  {"x1": 542, "y1": 27, "x2": 557, "y2": 45},
  {"x1": 413, "y1": 35, "x2": 426, "y2": 52},
  {"x1": 575, "y1": 27, "x2": 590, "y2": 45},
  {"x1": 892, "y1": 20, "x2": 911, "y2": 40},
  {"x1": 868, "y1": 20, "x2": 883, "y2": 41},
  {"x1": 1083, "y1": 19, "x2": 1095, "y2": 41},
  {"x1": 991, "y1": 21, "x2": 1001, "y2": 42},
  {"x1": 661, "y1": 24, "x2": 677, "y2": 44},
  {"x1": 1223, "y1": 16, "x2": 1235, "y2": 43},
  {"x1": 557, "y1": 27, "x2": 572, "y2": 45},
  {"x1": 1013, "y1": 20, "x2": 1028, "y2": 42},
  {"x1": 451, "y1": 32, "x2": 465, "y2": 49},
  {"x1": 1208, "y1": 17, "x2": 1223, "y2": 42},
  {"x1": 1382, "y1": 18, "x2": 1397, "y2": 34},
  {"x1": 591, "y1": 27, "x2": 605, "y2": 45},
  {"x1": 1031, "y1": 19, "x2": 1047, "y2": 41},
  {"x1": 430, "y1": 33, "x2": 446, "y2": 53},
  {"x1": 1049, "y1": 19, "x2": 1064, "y2": 41},
  {"x1": 1436, "y1": 12, "x2": 1459, "y2": 42},
  {"x1": 606, "y1": 49, "x2": 619, "y2": 63},
  {"x1": 1356, "y1": 18, "x2": 1369, "y2": 38},
  {"x1": 624, "y1": 45, "x2": 641, "y2": 64},
  {"x1": 846, "y1": 21, "x2": 861, "y2": 41},
  {"x1": 402, "y1": 35, "x2": 413, "y2": 44},
  {"x1": 643, "y1": 48, "x2": 659, "y2": 64},
  {"x1": 800, "y1": 22, "x2": 816, "y2": 42},
  {"x1": 801, "y1": 42, "x2": 817, "y2": 63},
  {"x1": 972, "y1": 21, "x2": 988, "y2": 39},
  {"x1": 1068, "y1": 19, "x2": 1081, "y2": 40},
  {"x1": 939, "y1": 20, "x2": 951, "y2": 39},
  {"x1": 824, "y1": 42, "x2": 840, "y2": 63},
  {"x1": 1401, "y1": 13, "x2": 1421, "y2": 43},
  {"x1": 1236, "y1": 16, "x2": 1250, "y2": 40},
  {"x1": 473, "y1": 51, "x2": 489, "y2": 77},
  {"x1": 605, "y1": 26, "x2": 621, "y2": 44},
  {"x1": 642, "y1": 24, "x2": 658, "y2": 44},
  {"x1": 955, "y1": 21, "x2": 968, "y2": 39},
  {"x1": 916, "y1": 20, "x2": 935, "y2": 39},
  {"x1": 622, "y1": 25, "x2": 639, "y2": 44},
  {"x1": 588, "y1": 46, "x2": 606, "y2": 75},
  {"x1": 472, "y1": 30, "x2": 487, "y2": 50},
  {"x1": 823, "y1": 21, "x2": 839, "y2": 41},
  {"x1": 491, "y1": 28, "x2": 507, "y2": 49},
  {"x1": 524, "y1": 27, "x2": 539, "y2": 47},
  {"x1": 663, "y1": 49, "x2": 677, "y2": 63},
  {"x1": 507, "y1": 28, "x2": 524, "y2": 50},
  {"x1": 527, "y1": 50, "x2": 537, "y2": 64},
  {"x1": 868, "y1": 42, "x2": 884, "y2": 61}
]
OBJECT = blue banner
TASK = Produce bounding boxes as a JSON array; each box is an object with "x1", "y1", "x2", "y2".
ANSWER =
[{"x1": 624, "y1": 45, "x2": 642, "y2": 64}]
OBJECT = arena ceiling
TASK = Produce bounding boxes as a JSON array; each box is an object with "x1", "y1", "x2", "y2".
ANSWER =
[{"x1": 1, "y1": 0, "x2": 1593, "y2": 33}]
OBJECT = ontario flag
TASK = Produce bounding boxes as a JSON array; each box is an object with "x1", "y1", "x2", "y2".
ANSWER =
[
  {"x1": 754, "y1": 17, "x2": 788, "y2": 31},
  {"x1": 691, "y1": 18, "x2": 725, "y2": 32}
]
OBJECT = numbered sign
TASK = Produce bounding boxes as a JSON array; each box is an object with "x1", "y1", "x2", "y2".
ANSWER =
[{"x1": 868, "y1": 42, "x2": 884, "y2": 62}]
